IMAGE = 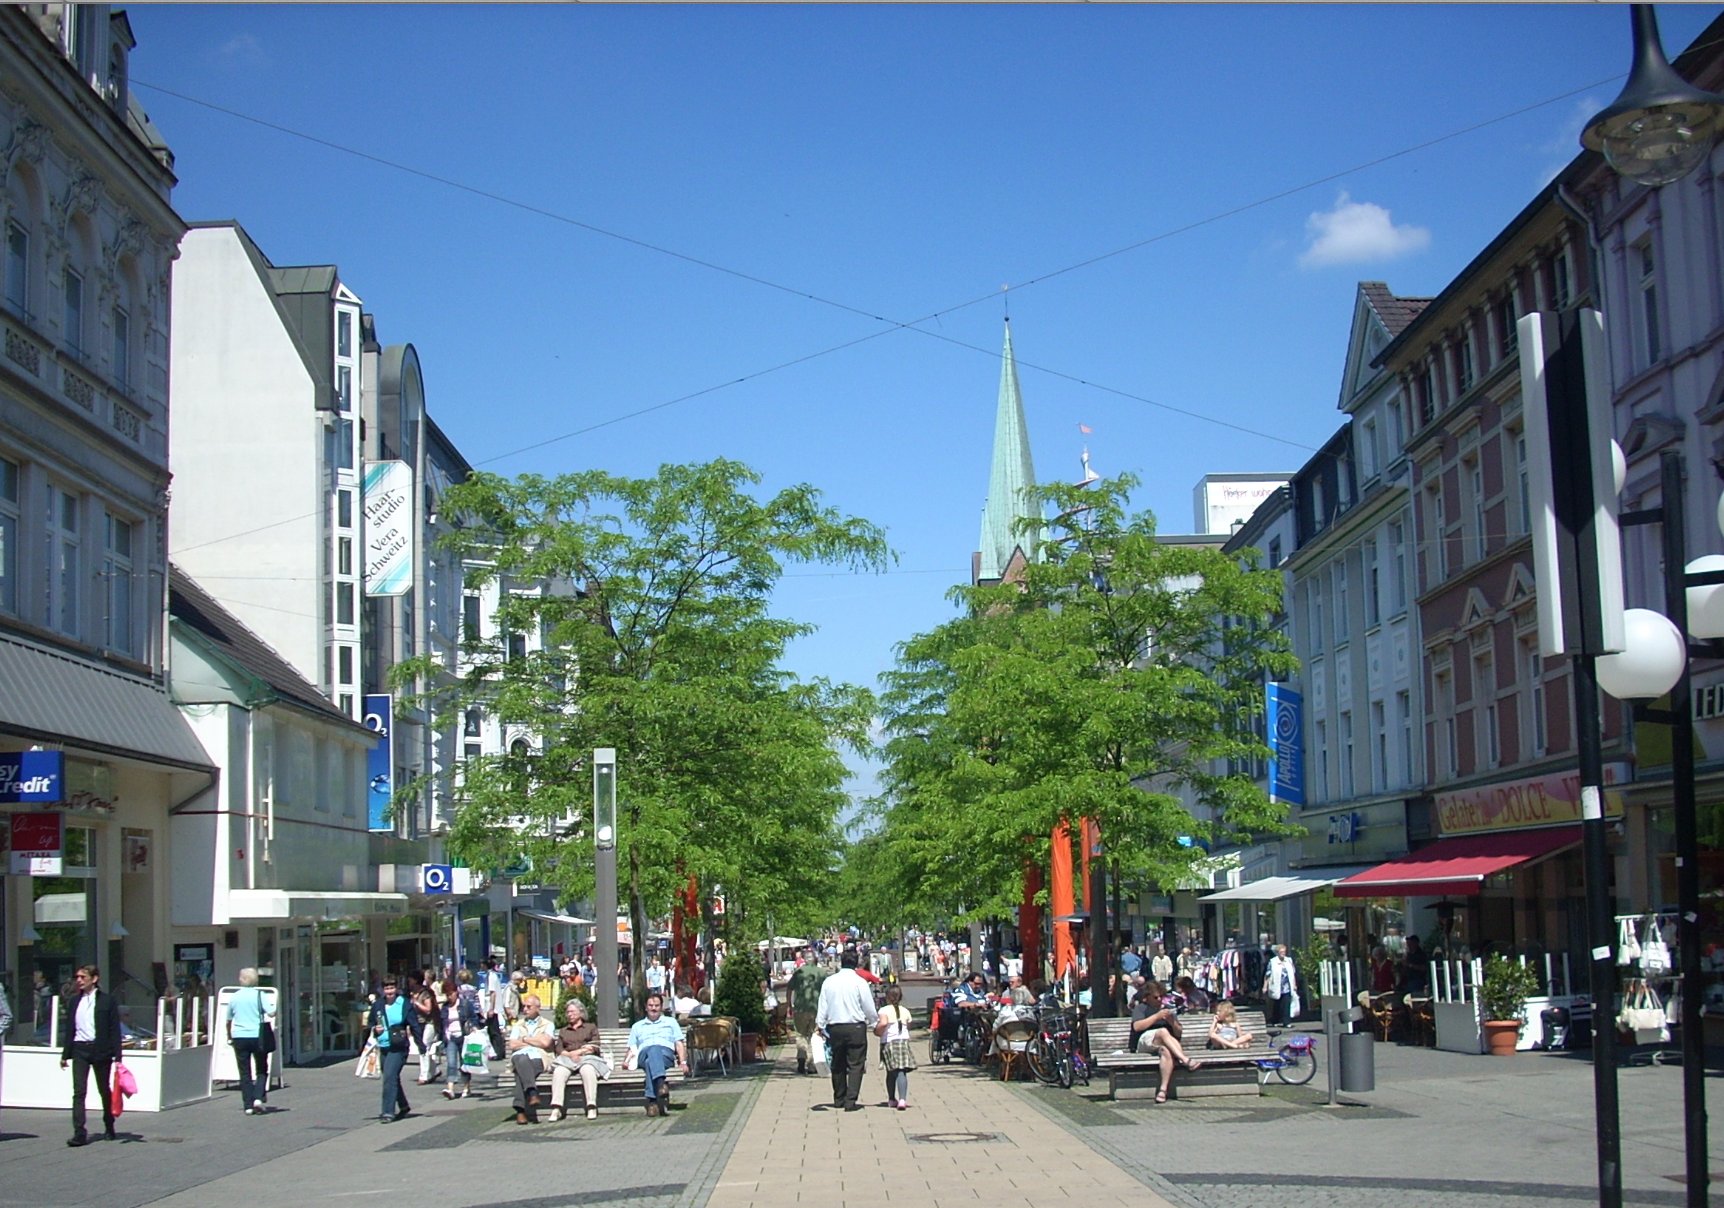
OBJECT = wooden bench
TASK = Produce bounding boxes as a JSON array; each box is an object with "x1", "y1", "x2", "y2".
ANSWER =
[
  {"x1": 526, "y1": 1027, "x2": 688, "y2": 1111},
  {"x1": 1089, "y1": 1010, "x2": 1277, "y2": 1100}
]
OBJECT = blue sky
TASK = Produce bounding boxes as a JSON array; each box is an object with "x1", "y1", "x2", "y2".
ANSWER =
[{"x1": 129, "y1": 3, "x2": 1721, "y2": 803}]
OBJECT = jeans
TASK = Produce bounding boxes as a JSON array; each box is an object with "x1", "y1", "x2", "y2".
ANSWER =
[
  {"x1": 232, "y1": 1036, "x2": 268, "y2": 1108},
  {"x1": 379, "y1": 1046, "x2": 410, "y2": 1119},
  {"x1": 637, "y1": 1045, "x2": 676, "y2": 1100},
  {"x1": 443, "y1": 1034, "x2": 469, "y2": 1087},
  {"x1": 67, "y1": 1044, "x2": 114, "y2": 1138},
  {"x1": 824, "y1": 1022, "x2": 868, "y2": 1108}
]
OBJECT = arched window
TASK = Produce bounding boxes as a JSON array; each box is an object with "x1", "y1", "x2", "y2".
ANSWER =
[
  {"x1": 63, "y1": 211, "x2": 97, "y2": 357},
  {"x1": 4, "y1": 160, "x2": 44, "y2": 321},
  {"x1": 112, "y1": 253, "x2": 141, "y2": 390}
]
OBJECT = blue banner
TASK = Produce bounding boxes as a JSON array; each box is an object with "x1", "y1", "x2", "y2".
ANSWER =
[
  {"x1": 1266, "y1": 683, "x2": 1305, "y2": 807},
  {"x1": 0, "y1": 751, "x2": 64, "y2": 803},
  {"x1": 363, "y1": 694, "x2": 394, "y2": 832}
]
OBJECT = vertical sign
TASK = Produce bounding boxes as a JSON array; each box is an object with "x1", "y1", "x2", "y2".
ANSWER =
[
  {"x1": 362, "y1": 460, "x2": 415, "y2": 597},
  {"x1": 1267, "y1": 683, "x2": 1305, "y2": 807},
  {"x1": 10, "y1": 811, "x2": 64, "y2": 875},
  {"x1": 364, "y1": 694, "x2": 394, "y2": 832}
]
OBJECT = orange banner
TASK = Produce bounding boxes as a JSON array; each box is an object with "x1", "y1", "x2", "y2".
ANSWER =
[{"x1": 1051, "y1": 822, "x2": 1076, "y2": 978}]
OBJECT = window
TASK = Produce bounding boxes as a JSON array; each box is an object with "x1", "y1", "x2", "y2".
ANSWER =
[
  {"x1": 1637, "y1": 241, "x2": 1661, "y2": 366},
  {"x1": 336, "y1": 581, "x2": 355, "y2": 626},
  {"x1": 338, "y1": 643, "x2": 354, "y2": 685},
  {"x1": 1360, "y1": 417, "x2": 1378, "y2": 481},
  {"x1": 1495, "y1": 294, "x2": 1518, "y2": 361},
  {"x1": 464, "y1": 707, "x2": 482, "y2": 738},
  {"x1": 1457, "y1": 335, "x2": 1474, "y2": 394},
  {"x1": 1267, "y1": 537, "x2": 1281, "y2": 569},
  {"x1": 1339, "y1": 711, "x2": 1355, "y2": 797},
  {"x1": 0, "y1": 457, "x2": 15, "y2": 614},
  {"x1": 333, "y1": 418, "x2": 354, "y2": 470},
  {"x1": 1364, "y1": 540, "x2": 1381, "y2": 628},
  {"x1": 337, "y1": 489, "x2": 354, "y2": 529},
  {"x1": 1390, "y1": 519, "x2": 1408, "y2": 612},
  {"x1": 1476, "y1": 652, "x2": 1497, "y2": 768},
  {"x1": 337, "y1": 311, "x2": 352, "y2": 358},
  {"x1": 338, "y1": 536, "x2": 353, "y2": 576},
  {"x1": 1469, "y1": 459, "x2": 1485, "y2": 560},
  {"x1": 1551, "y1": 250, "x2": 1572, "y2": 308},
  {"x1": 1524, "y1": 641, "x2": 1547, "y2": 758},
  {"x1": 507, "y1": 633, "x2": 527, "y2": 663},
  {"x1": 46, "y1": 483, "x2": 78, "y2": 635},
  {"x1": 1428, "y1": 484, "x2": 1448, "y2": 582},
  {"x1": 1398, "y1": 689, "x2": 1414, "y2": 786},
  {"x1": 338, "y1": 693, "x2": 354, "y2": 718},
  {"x1": 1309, "y1": 581, "x2": 1324, "y2": 652},
  {"x1": 1371, "y1": 700, "x2": 1387, "y2": 793},
  {"x1": 4, "y1": 221, "x2": 26, "y2": 316},
  {"x1": 1334, "y1": 562, "x2": 1349, "y2": 642},
  {"x1": 1418, "y1": 363, "x2": 1437, "y2": 425},
  {"x1": 62, "y1": 267, "x2": 83, "y2": 354},
  {"x1": 111, "y1": 305, "x2": 129, "y2": 387},
  {"x1": 1515, "y1": 433, "x2": 1530, "y2": 536},
  {"x1": 463, "y1": 593, "x2": 481, "y2": 642},
  {"x1": 1435, "y1": 671, "x2": 1457, "y2": 779},
  {"x1": 337, "y1": 365, "x2": 352, "y2": 413},
  {"x1": 1389, "y1": 396, "x2": 1406, "y2": 454},
  {"x1": 1315, "y1": 719, "x2": 1330, "y2": 801},
  {"x1": 103, "y1": 513, "x2": 133, "y2": 655}
]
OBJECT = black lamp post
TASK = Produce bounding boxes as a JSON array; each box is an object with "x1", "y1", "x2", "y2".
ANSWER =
[{"x1": 1575, "y1": 9, "x2": 1724, "y2": 1208}]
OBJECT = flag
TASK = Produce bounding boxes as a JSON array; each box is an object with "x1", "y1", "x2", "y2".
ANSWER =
[{"x1": 1078, "y1": 423, "x2": 1093, "y2": 435}]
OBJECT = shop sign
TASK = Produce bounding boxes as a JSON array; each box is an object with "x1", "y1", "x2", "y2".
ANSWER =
[
  {"x1": 364, "y1": 694, "x2": 393, "y2": 833},
  {"x1": 362, "y1": 460, "x2": 415, "y2": 597},
  {"x1": 1435, "y1": 764, "x2": 1627, "y2": 835},
  {"x1": 9, "y1": 811, "x2": 63, "y2": 874},
  {"x1": 0, "y1": 750, "x2": 64, "y2": 803},
  {"x1": 173, "y1": 943, "x2": 213, "y2": 964},
  {"x1": 421, "y1": 863, "x2": 453, "y2": 894},
  {"x1": 1266, "y1": 684, "x2": 1304, "y2": 806}
]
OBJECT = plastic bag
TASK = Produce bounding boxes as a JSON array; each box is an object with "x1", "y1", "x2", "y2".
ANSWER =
[
  {"x1": 460, "y1": 1035, "x2": 489, "y2": 1075},
  {"x1": 812, "y1": 1032, "x2": 830, "y2": 1073},
  {"x1": 1617, "y1": 918, "x2": 1641, "y2": 966},
  {"x1": 354, "y1": 1040, "x2": 381, "y2": 1078}
]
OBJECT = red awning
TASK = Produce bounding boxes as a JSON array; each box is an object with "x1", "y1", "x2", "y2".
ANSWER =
[{"x1": 1332, "y1": 826, "x2": 1581, "y2": 898}]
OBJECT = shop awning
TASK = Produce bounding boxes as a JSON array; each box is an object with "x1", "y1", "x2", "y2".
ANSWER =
[
  {"x1": 227, "y1": 890, "x2": 410, "y2": 920},
  {"x1": 1332, "y1": 826, "x2": 1581, "y2": 898},
  {"x1": 519, "y1": 908, "x2": 593, "y2": 927},
  {"x1": 1200, "y1": 865, "x2": 1377, "y2": 903}
]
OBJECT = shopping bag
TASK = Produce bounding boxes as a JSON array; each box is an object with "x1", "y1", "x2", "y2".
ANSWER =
[
  {"x1": 1616, "y1": 980, "x2": 1668, "y2": 1044},
  {"x1": 460, "y1": 1035, "x2": 489, "y2": 1075},
  {"x1": 1617, "y1": 918, "x2": 1641, "y2": 966},
  {"x1": 1640, "y1": 916, "x2": 1671, "y2": 975},
  {"x1": 354, "y1": 1039, "x2": 381, "y2": 1078},
  {"x1": 812, "y1": 1032, "x2": 830, "y2": 1073}
]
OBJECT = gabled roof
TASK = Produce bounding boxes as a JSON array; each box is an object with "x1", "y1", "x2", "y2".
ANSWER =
[
  {"x1": 975, "y1": 321, "x2": 1040, "y2": 583},
  {"x1": 1358, "y1": 282, "x2": 1432, "y2": 339},
  {"x1": 169, "y1": 564, "x2": 359, "y2": 729}
]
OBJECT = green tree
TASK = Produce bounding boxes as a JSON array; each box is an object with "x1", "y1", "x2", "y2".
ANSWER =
[
  {"x1": 397, "y1": 459, "x2": 889, "y2": 992},
  {"x1": 876, "y1": 473, "x2": 1296, "y2": 926}
]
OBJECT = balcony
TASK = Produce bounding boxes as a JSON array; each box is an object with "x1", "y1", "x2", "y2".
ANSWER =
[{"x1": 1, "y1": 308, "x2": 166, "y2": 464}]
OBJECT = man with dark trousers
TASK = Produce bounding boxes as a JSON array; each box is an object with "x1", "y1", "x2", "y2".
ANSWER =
[
  {"x1": 814, "y1": 950, "x2": 876, "y2": 1112},
  {"x1": 59, "y1": 964, "x2": 122, "y2": 1146}
]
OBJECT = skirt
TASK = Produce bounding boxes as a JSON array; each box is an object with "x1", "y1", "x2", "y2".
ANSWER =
[{"x1": 883, "y1": 1037, "x2": 918, "y2": 1072}]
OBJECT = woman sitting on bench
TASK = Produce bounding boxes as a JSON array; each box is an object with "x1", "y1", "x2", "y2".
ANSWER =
[
  {"x1": 1205, "y1": 1000, "x2": 1255, "y2": 1050},
  {"x1": 1128, "y1": 979, "x2": 1202, "y2": 1104}
]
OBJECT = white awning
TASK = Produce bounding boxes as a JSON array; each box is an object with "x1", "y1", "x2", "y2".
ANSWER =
[
  {"x1": 1200, "y1": 866, "x2": 1376, "y2": 903},
  {"x1": 519, "y1": 908, "x2": 593, "y2": 927},
  {"x1": 227, "y1": 890, "x2": 410, "y2": 921}
]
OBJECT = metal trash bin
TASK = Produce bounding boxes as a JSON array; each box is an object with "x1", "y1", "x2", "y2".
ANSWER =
[{"x1": 1338, "y1": 1030, "x2": 1376, "y2": 1092}]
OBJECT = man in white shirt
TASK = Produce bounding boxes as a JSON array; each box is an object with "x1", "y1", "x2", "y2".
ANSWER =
[
  {"x1": 505, "y1": 994, "x2": 555, "y2": 1124},
  {"x1": 814, "y1": 951, "x2": 876, "y2": 1112},
  {"x1": 58, "y1": 965, "x2": 121, "y2": 1146}
]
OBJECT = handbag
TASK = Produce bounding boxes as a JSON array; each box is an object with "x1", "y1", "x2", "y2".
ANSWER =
[
  {"x1": 1640, "y1": 916, "x2": 1671, "y2": 975},
  {"x1": 1616, "y1": 979, "x2": 1668, "y2": 1044},
  {"x1": 1617, "y1": 918, "x2": 1641, "y2": 966},
  {"x1": 256, "y1": 989, "x2": 277, "y2": 1054}
]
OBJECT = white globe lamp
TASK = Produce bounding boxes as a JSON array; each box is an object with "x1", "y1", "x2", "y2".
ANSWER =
[
  {"x1": 1596, "y1": 608, "x2": 1686, "y2": 700},
  {"x1": 1687, "y1": 554, "x2": 1724, "y2": 640}
]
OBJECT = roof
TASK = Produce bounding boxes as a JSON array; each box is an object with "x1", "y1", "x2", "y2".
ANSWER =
[
  {"x1": 169, "y1": 565, "x2": 358, "y2": 728},
  {"x1": 0, "y1": 632, "x2": 214, "y2": 772},
  {"x1": 1357, "y1": 282, "x2": 1432, "y2": 338},
  {"x1": 975, "y1": 321, "x2": 1040, "y2": 583}
]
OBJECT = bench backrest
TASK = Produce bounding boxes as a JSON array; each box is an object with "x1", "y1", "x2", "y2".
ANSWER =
[{"x1": 1088, "y1": 1010, "x2": 1271, "y2": 1054}]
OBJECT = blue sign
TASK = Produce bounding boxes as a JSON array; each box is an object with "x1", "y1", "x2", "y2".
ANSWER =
[
  {"x1": 421, "y1": 863, "x2": 453, "y2": 894},
  {"x1": 0, "y1": 751, "x2": 64, "y2": 803},
  {"x1": 1266, "y1": 683, "x2": 1305, "y2": 807},
  {"x1": 364, "y1": 694, "x2": 394, "y2": 832}
]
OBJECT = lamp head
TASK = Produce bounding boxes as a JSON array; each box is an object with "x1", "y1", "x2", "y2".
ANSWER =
[{"x1": 1581, "y1": 5, "x2": 1724, "y2": 187}]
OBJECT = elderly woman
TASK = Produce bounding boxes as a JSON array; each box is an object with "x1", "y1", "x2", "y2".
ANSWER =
[
  {"x1": 224, "y1": 967, "x2": 276, "y2": 1115},
  {"x1": 548, "y1": 998, "x2": 610, "y2": 1121}
]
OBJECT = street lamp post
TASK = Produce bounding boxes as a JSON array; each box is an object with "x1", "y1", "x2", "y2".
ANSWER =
[{"x1": 593, "y1": 747, "x2": 619, "y2": 1028}]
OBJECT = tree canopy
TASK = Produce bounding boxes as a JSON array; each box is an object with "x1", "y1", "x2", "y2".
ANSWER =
[{"x1": 871, "y1": 474, "x2": 1297, "y2": 927}]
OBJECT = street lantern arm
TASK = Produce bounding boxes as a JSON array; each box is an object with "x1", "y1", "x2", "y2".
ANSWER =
[{"x1": 1581, "y1": 4, "x2": 1724, "y2": 187}]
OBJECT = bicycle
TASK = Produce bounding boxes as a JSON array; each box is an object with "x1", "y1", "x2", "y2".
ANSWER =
[
  {"x1": 1255, "y1": 1028, "x2": 1318, "y2": 1085},
  {"x1": 1025, "y1": 1004, "x2": 1091, "y2": 1089}
]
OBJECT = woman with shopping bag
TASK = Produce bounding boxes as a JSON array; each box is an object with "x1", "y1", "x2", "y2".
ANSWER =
[{"x1": 440, "y1": 973, "x2": 484, "y2": 1100}]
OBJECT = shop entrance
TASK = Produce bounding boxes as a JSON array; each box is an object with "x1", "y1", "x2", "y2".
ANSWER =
[{"x1": 317, "y1": 929, "x2": 363, "y2": 1056}]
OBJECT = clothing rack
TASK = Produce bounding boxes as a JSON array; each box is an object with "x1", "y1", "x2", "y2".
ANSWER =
[{"x1": 1614, "y1": 911, "x2": 1684, "y2": 1067}]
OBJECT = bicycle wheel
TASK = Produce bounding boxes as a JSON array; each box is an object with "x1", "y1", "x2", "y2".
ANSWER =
[
  {"x1": 1069, "y1": 1046, "x2": 1091, "y2": 1087},
  {"x1": 960, "y1": 1023, "x2": 986, "y2": 1065},
  {"x1": 1274, "y1": 1041, "x2": 1316, "y2": 1085},
  {"x1": 1054, "y1": 1045, "x2": 1075, "y2": 1089},
  {"x1": 1025, "y1": 1034, "x2": 1058, "y2": 1085}
]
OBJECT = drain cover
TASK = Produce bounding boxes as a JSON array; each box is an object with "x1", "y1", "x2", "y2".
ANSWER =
[{"x1": 907, "y1": 1131, "x2": 1002, "y2": 1144}]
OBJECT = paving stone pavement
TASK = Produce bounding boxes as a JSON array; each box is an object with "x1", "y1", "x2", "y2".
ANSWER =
[{"x1": 0, "y1": 1030, "x2": 1718, "y2": 1208}]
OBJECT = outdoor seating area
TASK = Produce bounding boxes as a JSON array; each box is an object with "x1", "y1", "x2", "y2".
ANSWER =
[
  {"x1": 1089, "y1": 1010, "x2": 1275, "y2": 1100},
  {"x1": 532, "y1": 1028, "x2": 688, "y2": 1111}
]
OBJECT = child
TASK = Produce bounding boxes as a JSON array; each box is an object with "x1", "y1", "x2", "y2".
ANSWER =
[{"x1": 1207, "y1": 1000, "x2": 1254, "y2": 1050}]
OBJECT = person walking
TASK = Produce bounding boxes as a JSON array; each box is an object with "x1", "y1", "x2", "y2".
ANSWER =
[
  {"x1": 482, "y1": 960, "x2": 508, "y2": 1060},
  {"x1": 874, "y1": 984, "x2": 915, "y2": 1111},
  {"x1": 814, "y1": 950, "x2": 874, "y2": 1112},
  {"x1": 1262, "y1": 943, "x2": 1300, "y2": 1028},
  {"x1": 58, "y1": 965, "x2": 121, "y2": 1146},
  {"x1": 786, "y1": 956, "x2": 827, "y2": 1075},
  {"x1": 411, "y1": 974, "x2": 442, "y2": 1085},
  {"x1": 439, "y1": 974, "x2": 480, "y2": 1100},
  {"x1": 368, "y1": 977, "x2": 414, "y2": 1124},
  {"x1": 225, "y1": 967, "x2": 275, "y2": 1115}
]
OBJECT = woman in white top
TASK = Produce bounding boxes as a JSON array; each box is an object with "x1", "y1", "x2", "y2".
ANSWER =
[{"x1": 874, "y1": 985, "x2": 916, "y2": 1111}]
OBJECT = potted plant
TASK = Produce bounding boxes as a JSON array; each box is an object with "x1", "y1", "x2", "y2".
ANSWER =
[
  {"x1": 1479, "y1": 954, "x2": 1540, "y2": 1055},
  {"x1": 712, "y1": 949, "x2": 768, "y2": 1060}
]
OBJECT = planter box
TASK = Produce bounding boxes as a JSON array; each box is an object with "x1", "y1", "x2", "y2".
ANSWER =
[{"x1": 2, "y1": 1042, "x2": 213, "y2": 1112}]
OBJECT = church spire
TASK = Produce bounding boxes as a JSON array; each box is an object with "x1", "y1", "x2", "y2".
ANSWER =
[{"x1": 975, "y1": 321, "x2": 1039, "y2": 584}]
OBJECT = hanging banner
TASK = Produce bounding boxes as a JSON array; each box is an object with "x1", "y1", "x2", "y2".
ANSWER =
[
  {"x1": 0, "y1": 750, "x2": 64, "y2": 803},
  {"x1": 11, "y1": 811, "x2": 64, "y2": 875},
  {"x1": 1267, "y1": 683, "x2": 1305, "y2": 807},
  {"x1": 364, "y1": 694, "x2": 394, "y2": 832},
  {"x1": 362, "y1": 460, "x2": 415, "y2": 597}
]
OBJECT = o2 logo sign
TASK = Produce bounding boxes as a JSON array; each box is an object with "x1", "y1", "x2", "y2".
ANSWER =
[{"x1": 422, "y1": 863, "x2": 453, "y2": 894}]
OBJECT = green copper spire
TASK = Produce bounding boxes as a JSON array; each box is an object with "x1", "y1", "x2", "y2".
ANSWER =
[{"x1": 975, "y1": 321, "x2": 1039, "y2": 583}]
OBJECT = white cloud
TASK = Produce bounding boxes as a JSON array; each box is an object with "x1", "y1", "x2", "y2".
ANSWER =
[
  {"x1": 1298, "y1": 191, "x2": 1431, "y2": 269},
  {"x1": 213, "y1": 33, "x2": 267, "y2": 70}
]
